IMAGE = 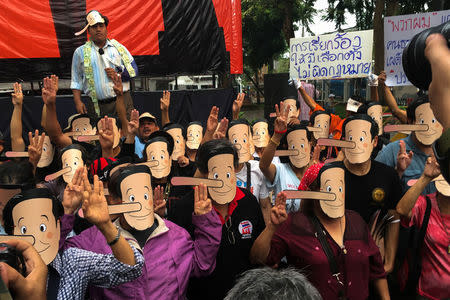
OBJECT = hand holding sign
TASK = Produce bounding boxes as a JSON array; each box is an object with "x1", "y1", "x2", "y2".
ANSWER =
[
  {"x1": 270, "y1": 192, "x2": 288, "y2": 227},
  {"x1": 194, "y1": 183, "x2": 212, "y2": 216}
]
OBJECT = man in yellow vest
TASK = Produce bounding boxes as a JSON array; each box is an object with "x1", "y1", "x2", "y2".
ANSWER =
[{"x1": 71, "y1": 10, "x2": 138, "y2": 119}]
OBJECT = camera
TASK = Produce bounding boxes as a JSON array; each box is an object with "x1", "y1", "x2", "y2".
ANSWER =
[
  {"x1": 0, "y1": 243, "x2": 26, "y2": 276},
  {"x1": 402, "y1": 20, "x2": 450, "y2": 90}
]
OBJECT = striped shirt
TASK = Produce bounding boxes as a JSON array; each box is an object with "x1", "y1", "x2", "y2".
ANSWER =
[{"x1": 70, "y1": 39, "x2": 138, "y2": 100}]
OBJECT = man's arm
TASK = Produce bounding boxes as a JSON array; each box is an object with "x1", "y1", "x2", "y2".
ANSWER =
[
  {"x1": 250, "y1": 192, "x2": 287, "y2": 265},
  {"x1": 378, "y1": 71, "x2": 407, "y2": 124},
  {"x1": 260, "y1": 102, "x2": 288, "y2": 184},
  {"x1": 42, "y1": 76, "x2": 72, "y2": 148},
  {"x1": 232, "y1": 93, "x2": 245, "y2": 120},
  {"x1": 71, "y1": 48, "x2": 87, "y2": 114},
  {"x1": 298, "y1": 84, "x2": 318, "y2": 111},
  {"x1": 10, "y1": 83, "x2": 25, "y2": 152},
  {"x1": 396, "y1": 156, "x2": 440, "y2": 218},
  {"x1": 259, "y1": 197, "x2": 271, "y2": 226}
]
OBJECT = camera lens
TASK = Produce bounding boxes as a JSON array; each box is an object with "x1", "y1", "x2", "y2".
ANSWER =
[{"x1": 402, "y1": 21, "x2": 450, "y2": 90}]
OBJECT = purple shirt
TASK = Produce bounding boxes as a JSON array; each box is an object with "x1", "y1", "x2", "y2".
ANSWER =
[
  {"x1": 267, "y1": 210, "x2": 386, "y2": 300},
  {"x1": 60, "y1": 211, "x2": 222, "y2": 299}
]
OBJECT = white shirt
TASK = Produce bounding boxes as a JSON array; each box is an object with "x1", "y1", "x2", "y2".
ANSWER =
[{"x1": 236, "y1": 160, "x2": 269, "y2": 202}]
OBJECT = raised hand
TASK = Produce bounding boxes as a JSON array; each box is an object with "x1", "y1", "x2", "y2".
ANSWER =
[
  {"x1": 63, "y1": 167, "x2": 87, "y2": 215},
  {"x1": 213, "y1": 118, "x2": 229, "y2": 140},
  {"x1": 160, "y1": 90, "x2": 170, "y2": 111},
  {"x1": 194, "y1": 183, "x2": 212, "y2": 215},
  {"x1": 232, "y1": 93, "x2": 245, "y2": 120},
  {"x1": 396, "y1": 140, "x2": 413, "y2": 177},
  {"x1": 153, "y1": 185, "x2": 166, "y2": 218},
  {"x1": 206, "y1": 106, "x2": 219, "y2": 133},
  {"x1": 98, "y1": 116, "x2": 115, "y2": 150},
  {"x1": 27, "y1": 130, "x2": 45, "y2": 168},
  {"x1": 41, "y1": 76, "x2": 58, "y2": 106},
  {"x1": 105, "y1": 67, "x2": 116, "y2": 80},
  {"x1": 274, "y1": 102, "x2": 289, "y2": 133},
  {"x1": 270, "y1": 192, "x2": 288, "y2": 226},
  {"x1": 11, "y1": 82, "x2": 23, "y2": 106},
  {"x1": 127, "y1": 109, "x2": 139, "y2": 136},
  {"x1": 82, "y1": 175, "x2": 110, "y2": 227},
  {"x1": 423, "y1": 155, "x2": 441, "y2": 179},
  {"x1": 111, "y1": 72, "x2": 123, "y2": 96},
  {"x1": 310, "y1": 144, "x2": 321, "y2": 165}
]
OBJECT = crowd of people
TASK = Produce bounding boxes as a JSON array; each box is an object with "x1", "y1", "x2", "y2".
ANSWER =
[{"x1": 0, "y1": 9, "x2": 449, "y2": 300}]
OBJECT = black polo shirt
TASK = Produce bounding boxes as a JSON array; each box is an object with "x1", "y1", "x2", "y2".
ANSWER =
[
  {"x1": 345, "y1": 160, "x2": 403, "y2": 223},
  {"x1": 168, "y1": 187, "x2": 265, "y2": 300}
]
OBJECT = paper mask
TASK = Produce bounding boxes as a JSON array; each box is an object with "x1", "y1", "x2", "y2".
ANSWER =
[
  {"x1": 171, "y1": 177, "x2": 223, "y2": 188},
  {"x1": 145, "y1": 141, "x2": 171, "y2": 178},
  {"x1": 286, "y1": 130, "x2": 310, "y2": 168},
  {"x1": 367, "y1": 105, "x2": 383, "y2": 135},
  {"x1": 343, "y1": 119, "x2": 373, "y2": 164},
  {"x1": 186, "y1": 124, "x2": 203, "y2": 150},
  {"x1": 0, "y1": 187, "x2": 21, "y2": 219},
  {"x1": 37, "y1": 135, "x2": 54, "y2": 168},
  {"x1": 228, "y1": 124, "x2": 253, "y2": 163},
  {"x1": 284, "y1": 99, "x2": 300, "y2": 120},
  {"x1": 166, "y1": 128, "x2": 185, "y2": 160},
  {"x1": 252, "y1": 122, "x2": 270, "y2": 148},
  {"x1": 414, "y1": 103, "x2": 443, "y2": 146},
  {"x1": 12, "y1": 197, "x2": 60, "y2": 265},
  {"x1": 72, "y1": 117, "x2": 96, "y2": 136},
  {"x1": 61, "y1": 149, "x2": 84, "y2": 183},
  {"x1": 120, "y1": 172, "x2": 154, "y2": 230},
  {"x1": 319, "y1": 167, "x2": 345, "y2": 218},
  {"x1": 283, "y1": 190, "x2": 336, "y2": 201},
  {"x1": 312, "y1": 114, "x2": 330, "y2": 139},
  {"x1": 97, "y1": 118, "x2": 120, "y2": 149},
  {"x1": 207, "y1": 154, "x2": 236, "y2": 204}
]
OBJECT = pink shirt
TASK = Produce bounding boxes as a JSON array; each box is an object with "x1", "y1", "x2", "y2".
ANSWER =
[{"x1": 402, "y1": 193, "x2": 450, "y2": 300}]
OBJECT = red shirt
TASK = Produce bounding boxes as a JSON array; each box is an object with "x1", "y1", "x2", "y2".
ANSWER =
[
  {"x1": 267, "y1": 210, "x2": 385, "y2": 300},
  {"x1": 401, "y1": 193, "x2": 450, "y2": 300}
]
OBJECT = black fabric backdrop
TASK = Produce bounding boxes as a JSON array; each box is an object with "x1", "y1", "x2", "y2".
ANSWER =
[{"x1": 0, "y1": 88, "x2": 235, "y2": 149}]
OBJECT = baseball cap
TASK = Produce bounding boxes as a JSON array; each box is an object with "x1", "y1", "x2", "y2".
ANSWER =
[
  {"x1": 139, "y1": 112, "x2": 157, "y2": 122},
  {"x1": 75, "y1": 10, "x2": 106, "y2": 36}
]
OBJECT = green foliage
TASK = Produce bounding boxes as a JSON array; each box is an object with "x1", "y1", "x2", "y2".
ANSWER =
[{"x1": 242, "y1": 0, "x2": 317, "y2": 72}]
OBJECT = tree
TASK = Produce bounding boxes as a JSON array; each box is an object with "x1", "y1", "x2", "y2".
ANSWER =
[{"x1": 323, "y1": 0, "x2": 434, "y2": 73}]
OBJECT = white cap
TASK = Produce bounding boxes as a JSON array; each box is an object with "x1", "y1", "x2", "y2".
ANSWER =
[
  {"x1": 75, "y1": 10, "x2": 105, "y2": 36},
  {"x1": 139, "y1": 112, "x2": 156, "y2": 121},
  {"x1": 346, "y1": 98, "x2": 363, "y2": 112},
  {"x1": 328, "y1": 94, "x2": 335, "y2": 98}
]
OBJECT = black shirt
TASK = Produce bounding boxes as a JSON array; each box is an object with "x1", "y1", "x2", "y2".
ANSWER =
[
  {"x1": 168, "y1": 187, "x2": 266, "y2": 300},
  {"x1": 345, "y1": 160, "x2": 403, "y2": 223}
]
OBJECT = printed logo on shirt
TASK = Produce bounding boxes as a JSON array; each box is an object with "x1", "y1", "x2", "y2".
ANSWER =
[
  {"x1": 238, "y1": 220, "x2": 253, "y2": 239},
  {"x1": 372, "y1": 188, "x2": 385, "y2": 203},
  {"x1": 236, "y1": 180, "x2": 254, "y2": 194}
]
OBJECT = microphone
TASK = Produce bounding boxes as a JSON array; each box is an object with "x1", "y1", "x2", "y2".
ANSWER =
[{"x1": 98, "y1": 48, "x2": 109, "y2": 69}]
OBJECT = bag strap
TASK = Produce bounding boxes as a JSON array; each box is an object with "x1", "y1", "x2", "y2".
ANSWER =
[
  {"x1": 308, "y1": 215, "x2": 346, "y2": 298},
  {"x1": 405, "y1": 195, "x2": 432, "y2": 293},
  {"x1": 245, "y1": 162, "x2": 251, "y2": 192}
]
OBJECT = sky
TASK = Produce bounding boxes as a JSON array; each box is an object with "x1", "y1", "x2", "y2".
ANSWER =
[{"x1": 294, "y1": 0, "x2": 357, "y2": 37}]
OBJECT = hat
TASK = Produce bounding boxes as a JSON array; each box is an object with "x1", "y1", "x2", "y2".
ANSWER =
[
  {"x1": 346, "y1": 98, "x2": 363, "y2": 113},
  {"x1": 328, "y1": 94, "x2": 335, "y2": 98},
  {"x1": 75, "y1": 10, "x2": 106, "y2": 36},
  {"x1": 139, "y1": 112, "x2": 157, "y2": 122},
  {"x1": 298, "y1": 163, "x2": 324, "y2": 191}
]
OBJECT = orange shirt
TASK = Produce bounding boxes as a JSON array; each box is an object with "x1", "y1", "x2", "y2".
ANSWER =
[{"x1": 310, "y1": 104, "x2": 345, "y2": 139}]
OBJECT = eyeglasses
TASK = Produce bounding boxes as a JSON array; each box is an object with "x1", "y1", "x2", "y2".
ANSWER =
[{"x1": 225, "y1": 217, "x2": 235, "y2": 245}]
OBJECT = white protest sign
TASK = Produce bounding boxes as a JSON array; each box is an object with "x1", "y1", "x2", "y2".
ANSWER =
[
  {"x1": 384, "y1": 10, "x2": 450, "y2": 86},
  {"x1": 289, "y1": 30, "x2": 373, "y2": 80}
]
